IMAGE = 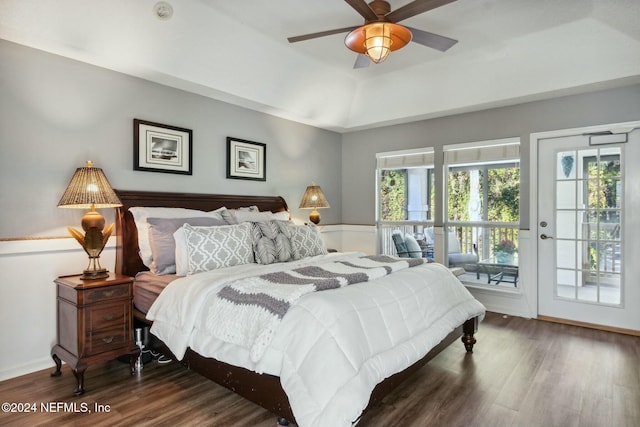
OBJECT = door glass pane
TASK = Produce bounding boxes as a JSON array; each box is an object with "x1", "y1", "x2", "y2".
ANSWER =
[
  {"x1": 557, "y1": 151, "x2": 576, "y2": 180},
  {"x1": 556, "y1": 181, "x2": 576, "y2": 209},
  {"x1": 555, "y1": 147, "x2": 622, "y2": 306},
  {"x1": 577, "y1": 273, "x2": 598, "y2": 302},
  {"x1": 556, "y1": 211, "x2": 575, "y2": 239},
  {"x1": 556, "y1": 240, "x2": 576, "y2": 269},
  {"x1": 556, "y1": 269, "x2": 576, "y2": 298}
]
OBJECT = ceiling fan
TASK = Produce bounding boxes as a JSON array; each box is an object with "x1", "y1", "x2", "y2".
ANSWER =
[{"x1": 287, "y1": 0, "x2": 459, "y2": 68}]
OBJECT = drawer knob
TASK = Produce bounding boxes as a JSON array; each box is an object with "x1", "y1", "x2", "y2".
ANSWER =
[
  {"x1": 102, "y1": 314, "x2": 115, "y2": 321},
  {"x1": 102, "y1": 336, "x2": 114, "y2": 344},
  {"x1": 102, "y1": 290, "x2": 115, "y2": 297}
]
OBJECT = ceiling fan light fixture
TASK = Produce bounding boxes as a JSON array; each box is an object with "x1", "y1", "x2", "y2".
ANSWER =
[
  {"x1": 364, "y1": 23, "x2": 392, "y2": 63},
  {"x1": 345, "y1": 22, "x2": 412, "y2": 64}
]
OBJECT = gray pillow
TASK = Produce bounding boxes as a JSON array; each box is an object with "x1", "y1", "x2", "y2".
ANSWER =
[
  {"x1": 251, "y1": 220, "x2": 296, "y2": 265},
  {"x1": 148, "y1": 217, "x2": 227, "y2": 274},
  {"x1": 404, "y1": 233, "x2": 423, "y2": 259}
]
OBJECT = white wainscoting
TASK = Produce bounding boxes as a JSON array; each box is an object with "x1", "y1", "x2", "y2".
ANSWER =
[
  {"x1": 0, "y1": 225, "x2": 531, "y2": 381},
  {"x1": 0, "y1": 238, "x2": 116, "y2": 381},
  {"x1": 318, "y1": 224, "x2": 377, "y2": 255}
]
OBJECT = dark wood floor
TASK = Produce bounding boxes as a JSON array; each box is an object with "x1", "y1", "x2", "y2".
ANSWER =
[{"x1": 1, "y1": 312, "x2": 638, "y2": 427}]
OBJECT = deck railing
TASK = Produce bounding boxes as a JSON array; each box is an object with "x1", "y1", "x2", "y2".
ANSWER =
[
  {"x1": 378, "y1": 221, "x2": 520, "y2": 264},
  {"x1": 378, "y1": 221, "x2": 435, "y2": 256}
]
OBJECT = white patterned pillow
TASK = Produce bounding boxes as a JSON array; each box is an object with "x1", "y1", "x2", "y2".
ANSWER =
[
  {"x1": 288, "y1": 223, "x2": 327, "y2": 259},
  {"x1": 182, "y1": 223, "x2": 254, "y2": 274},
  {"x1": 252, "y1": 220, "x2": 296, "y2": 265}
]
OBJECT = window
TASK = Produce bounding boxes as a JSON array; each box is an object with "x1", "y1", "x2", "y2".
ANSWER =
[
  {"x1": 444, "y1": 139, "x2": 521, "y2": 287},
  {"x1": 376, "y1": 148, "x2": 435, "y2": 257}
]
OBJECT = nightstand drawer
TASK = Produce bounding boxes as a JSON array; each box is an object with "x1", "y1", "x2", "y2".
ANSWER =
[
  {"x1": 84, "y1": 284, "x2": 130, "y2": 303},
  {"x1": 89, "y1": 327, "x2": 126, "y2": 355},
  {"x1": 85, "y1": 302, "x2": 129, "y2": 355},
  {"x1": 89, "y1": 302, "x2": 126, "y2": 329}
]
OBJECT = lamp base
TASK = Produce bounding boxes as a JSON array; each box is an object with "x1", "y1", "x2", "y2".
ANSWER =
[
  {"x1": 80, "y1": 268, "x2": 109, "y2": 280},
  {"x1": 309, "y1": 209, "x2": 321, "y2": 225}
]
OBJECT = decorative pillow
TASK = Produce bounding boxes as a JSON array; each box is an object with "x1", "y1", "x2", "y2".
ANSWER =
[
  {"x1": 174, "y1": 228, "x2": 192, "y2": 276},
  {"x1": 129, "y1": 206, "x2": 225, "y2": 267},
  {"x1": 404, "y1": 233, "x2": 423, "y2": 259},
  {"x1": 288, "y1": 223, "x2": 327, "y2": 259},
  {"x1": 269, "y1": 210, "x2": 290, "y2": 221},
  {"x1": 182, "y1": 223, "x2": 254, "y2": 274},
  {"x1": 221, "y1": 208, "x2": 289, "y2": 224},
  {"x1": 148, "y1": 217, "x2": 227, "y2": 275},
  {"x1": 391, "y1": 232, "x2": 408, "y2": 257},
  {"x1": 251, "y1": 220, "x2": 296, "y2": 265}
]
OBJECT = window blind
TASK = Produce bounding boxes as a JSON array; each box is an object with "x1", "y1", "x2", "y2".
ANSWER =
[
  {"x1": 443, "y1": 138, "x2": 520, "y2": 165},
  {"x1": 376, "y1": 148, "x2": 434, "y2": 169}
]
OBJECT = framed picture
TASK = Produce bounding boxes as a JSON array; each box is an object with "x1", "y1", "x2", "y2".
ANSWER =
[
  {"x1": 134, "y1": 119, "x2": 193, "y2": 175},
  {"x1": 226, "y1": 137, "x2": 266, "y2": 181}
]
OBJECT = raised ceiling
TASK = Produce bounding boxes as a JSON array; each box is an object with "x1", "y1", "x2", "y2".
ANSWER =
[{"x1": 1, "y1": 0, "x2": 639, "y2": 132}]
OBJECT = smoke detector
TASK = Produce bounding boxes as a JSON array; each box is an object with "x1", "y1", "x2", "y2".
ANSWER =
[{"x1": 153, "y1": 2, "x2": 173, "y2": 20}]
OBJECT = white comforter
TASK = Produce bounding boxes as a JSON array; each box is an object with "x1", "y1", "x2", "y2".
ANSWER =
[{"x1": 147, "y1": 252, "x2": 485, "y2": 427}]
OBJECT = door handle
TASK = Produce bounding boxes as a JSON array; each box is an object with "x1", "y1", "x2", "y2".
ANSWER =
[{"x1": 540, "y1": 234, "x2": 554, "y2": 240}]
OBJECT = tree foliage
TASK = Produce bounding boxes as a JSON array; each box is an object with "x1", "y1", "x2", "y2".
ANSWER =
[
  {"x1": 447, "y1": 166, "x2": 520, "y2": 222},
  {"x1": 381, "y1": 165, "x2": 521, "y2": 224},
  {"x1": 380, "y1": 170, "x2": 406, "y2": 221},
  {"x1": 485, "y1": 167, "x2": 520, "y2": 222}
]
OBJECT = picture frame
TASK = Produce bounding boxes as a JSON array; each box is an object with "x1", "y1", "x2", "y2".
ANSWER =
[
  {"x1": 226, "y1": 137, "x2": 266, "y2": 181},
  {"x1": 134, "y1": 119, "x2": 193, "y2": 175}
]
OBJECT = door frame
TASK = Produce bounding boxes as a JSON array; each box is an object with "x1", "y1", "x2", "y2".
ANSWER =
[{"x1": 529, "y1": 120, "x2": 640, "y2": 324}]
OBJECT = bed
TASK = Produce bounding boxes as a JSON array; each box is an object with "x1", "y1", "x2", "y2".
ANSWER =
[{"x1": 114, "y1": 189, "x2": 484, "y2": 427}]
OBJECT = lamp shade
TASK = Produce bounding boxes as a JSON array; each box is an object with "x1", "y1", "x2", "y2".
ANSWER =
[
  {"x1": 58, "y1": 161, "x2": 122, "y2": 209},
  {"x1": 299, "y1": 182, "x2": 329, "y2": 225},
  {"x1": 299, "y1": 182, "x2": 330, "y2": 210}
]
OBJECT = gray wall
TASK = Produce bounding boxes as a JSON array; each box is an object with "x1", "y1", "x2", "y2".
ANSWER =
[
  {"x1": 341, "y1": 84, "x2": 640, "y2": 228},
  {"x1": 0, "y1": 39, "x2": 342, "y2": 239},
  {"x1": 2, "y1": 38, "x2": 639, "y2": 237}
]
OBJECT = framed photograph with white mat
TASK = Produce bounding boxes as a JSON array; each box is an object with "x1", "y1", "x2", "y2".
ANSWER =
[
  {"x1": 134, "y1": 119, "x2": 192, "y2": 175},
  {"x1": 226, "y1": 137, "x2": 266, "y2": 181}
]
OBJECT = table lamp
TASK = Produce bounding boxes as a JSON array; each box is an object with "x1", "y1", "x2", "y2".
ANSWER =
[
  {"x1": 298, "y1": 181, "x2": 330, "y2": 224},
  {"x1": 57, "y1": 161, "x2": 122, "y2": 280}
]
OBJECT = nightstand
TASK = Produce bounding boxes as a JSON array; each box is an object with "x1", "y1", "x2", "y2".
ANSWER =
[{"x1": 50, "y1": 273, "x2": 140, "y2": 395}]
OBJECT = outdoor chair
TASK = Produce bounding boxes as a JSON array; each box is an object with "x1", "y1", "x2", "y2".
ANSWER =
[
  {"x1": 391, "y1": 230, "x2": 433, "y2": 260},
  {"x1": 447, "y1": 231, "x2": 479, "y2": 267}
]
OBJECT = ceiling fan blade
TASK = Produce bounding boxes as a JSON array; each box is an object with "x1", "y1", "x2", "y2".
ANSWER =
[
  {"x1": 344, "y1": 0, "x2": 378, "y2": 21},
  {"x1": 405, "y1": 26, "x2": 458, "y2": 52},
  {"x1": 288, "y1": 26, "x2": 360, "y2": 43},
  {"x1": 354, "y1": 54, "x2": 371, "y2": 69},
  {"x1": 386, "y1": 0, "x2": 457, "y2": 23}
]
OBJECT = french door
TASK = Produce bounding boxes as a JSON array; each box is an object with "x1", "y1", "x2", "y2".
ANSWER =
[{"x1": 537, "y1": 128, "x2": 640, "y2": 331}]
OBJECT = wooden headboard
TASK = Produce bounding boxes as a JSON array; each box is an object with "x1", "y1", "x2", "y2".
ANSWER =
[{"x1": 114, "y1": 189, "x2": 289, "y2": 277}]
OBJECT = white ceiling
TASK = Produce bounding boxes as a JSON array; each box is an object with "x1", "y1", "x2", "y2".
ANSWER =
[{"x1": 1, "y1": 0, "x2": 639, "y2": 132}]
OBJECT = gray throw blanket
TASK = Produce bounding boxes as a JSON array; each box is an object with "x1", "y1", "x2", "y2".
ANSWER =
[{"x1": 205, "y1": 255, "x2": 425, "y2": 362}]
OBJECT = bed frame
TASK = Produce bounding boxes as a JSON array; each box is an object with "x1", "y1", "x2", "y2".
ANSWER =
[{"x1": 114, "y1": 189, "x2": 478, "y2": 425}]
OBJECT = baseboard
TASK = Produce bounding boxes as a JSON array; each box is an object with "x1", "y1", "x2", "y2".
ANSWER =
[
  {"x1": 0, "y1": 357, "x2": 56, "y2": 382},
  {"x1": 536, "y1": 315, "x2": 640, "y2": 336}
]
